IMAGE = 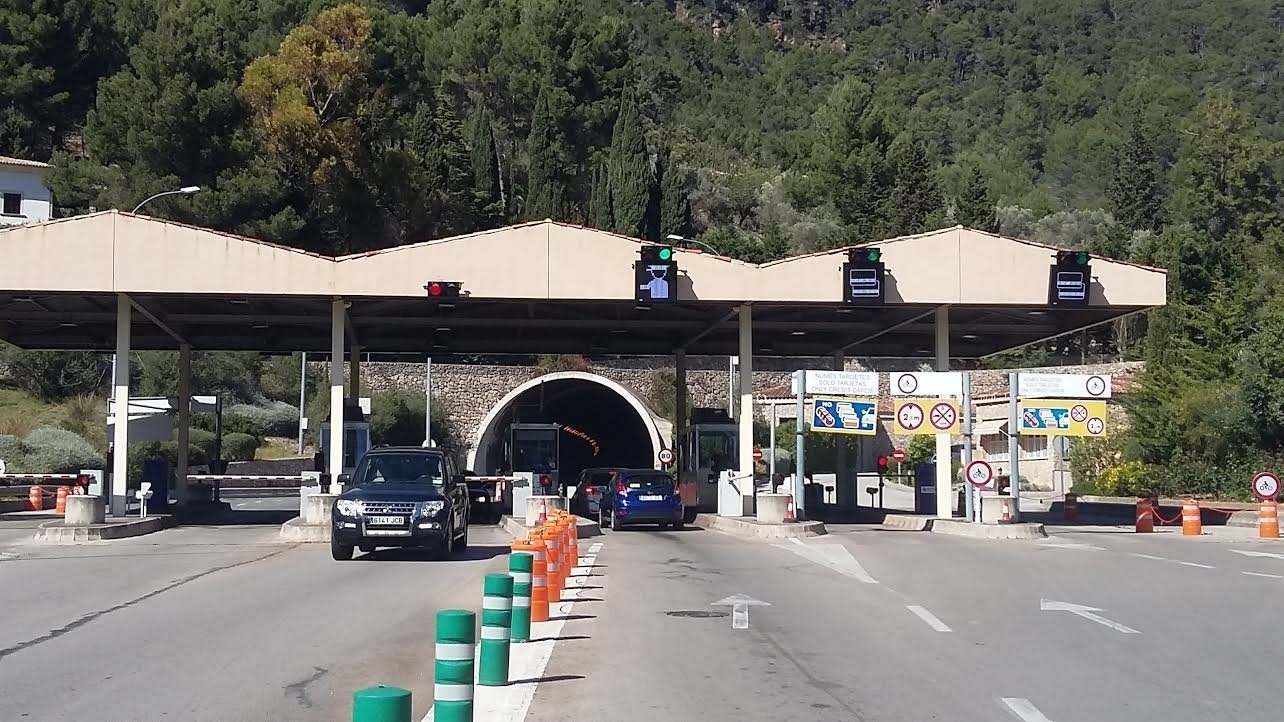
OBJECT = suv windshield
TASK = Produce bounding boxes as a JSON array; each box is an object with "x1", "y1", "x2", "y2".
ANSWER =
[
  {"x1": 583, "y1": 470, "x2": 615, "y2": 486},
  {"x1": 351, "y1": 453, "x2": 444, "y2": 487}
]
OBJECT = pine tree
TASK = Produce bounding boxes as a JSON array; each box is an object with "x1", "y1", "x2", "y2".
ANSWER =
[
  {"x1": 887, "y1": 140, "x2": 943, "y2": 235},
  {"x1": 657, "y1": 145, "x2": 690, "y2": 239},
  {"x1": 607, "y1": 90, "x2": 656, "y2": 238},
  {"x1": 1109, "y1": 122, "x2": 1165, "y2": 232},
  {"x1": 956, "y1": 166, "x2": 997, "y2": 232},
  {"x1": 408, "y1": 94, "x2": 475, "y2": 238},
  {"x1": 469, "y1": 105, "x2": 502, "y2": 221},
  {"x1": 588, "y1": 160, "x2": 612, "y2": 230},
  {"x1": 524, "y1": 90, "x2": 567, "y2": 221}
]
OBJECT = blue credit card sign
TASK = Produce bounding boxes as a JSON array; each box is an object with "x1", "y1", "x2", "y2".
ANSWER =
[{"x1": 810, "y1": 397, "x2": 879, "y2": 436}]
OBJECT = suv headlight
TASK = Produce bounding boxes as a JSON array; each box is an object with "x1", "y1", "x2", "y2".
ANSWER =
[
  {"x1": 335, "y1": 499, "x2": 361, "y2": 517},
  {"x1": 419, "y1": 500, "x2": 446, "y2": 516}
]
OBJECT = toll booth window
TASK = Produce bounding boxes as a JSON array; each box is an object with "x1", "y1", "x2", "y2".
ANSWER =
[
  {"x1": 698, "y1": 429, "x2": 738, "y2": 470},
  {"x1": 344, "y1": 428, "x2": 365, "y2": 469},
  {"x1": 352, "y1": 453, "x2": 444, "y2": 487},
  {"x1": 512, "y1": 436, "x2": 558, "y2": 471}
]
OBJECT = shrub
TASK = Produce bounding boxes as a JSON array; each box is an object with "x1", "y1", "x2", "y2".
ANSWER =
[
  {"x1": 0, "y1": 434, "x2": 28, "y2": 470},
  {"x1": 187, "y1": 427, "x2": 219, "y2": 460},
  {"x1": 368, "y1": 389, "x2": 456, "y2": 448},
  {"x1": 225, "y1": 401, "x2": 299, "y2": 437},
  {"x1": 535, "y1": 354, "x2": 590, "y2": 374},
  {"x1": 1095, "y1": 460, "x2": 1147, "y2": 497},
  {"x1": 22, "y1": 427, "x2": 106, "y2": 473},
  {"x1": 58, "y1": 394, "x2": 107, "y2": 450},
  {"x1": 222, "y1": 432, "x2": 260, "y2": 462}
]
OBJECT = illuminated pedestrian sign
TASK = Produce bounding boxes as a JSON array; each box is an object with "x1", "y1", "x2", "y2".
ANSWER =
[
  {"x1": 1048, "y1": 250, "x2": 1092, "y2": 307},
  {"x1": 636, "y1": 245, "x2": 677, "y2": 303},
  {"x1": 842, "y1": 247, "x2": 885, "y2": 305}
]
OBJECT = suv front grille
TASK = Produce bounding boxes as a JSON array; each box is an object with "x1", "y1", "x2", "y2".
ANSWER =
[{"x1": 357, "y1": 501, "x2": 418, "y2": 515}]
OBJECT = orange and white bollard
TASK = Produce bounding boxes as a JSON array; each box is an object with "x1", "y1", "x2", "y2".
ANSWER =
[
  {"x1": 28, "y1": 486, "x2": 42, "y2": 511},
  {"x1": 1064, "y1": 493, "x2": 1079, "y2": 522},
  {"x1": 784, "y1": 495, "x2": 796, "y2": 522},
  {"x1": 1181, "y1": 499, "x2": 1202, "y2": 536},
  {"x1": 541, "y1": 528, "x2": 563, "y2": 603},
  {"x1": 1260, "y1": 502, "x2": 1280, "y2": 539},
  {"x1": 55, "y1": 486, "x2": 70, "y2": 515},
  {"x1": 537, "y1": 499, "x2": 548, "y2": 526},
  {"x1": 1000, "y1": 497, "x2": 1013, "y2": 524},
  {"x1": 514, "y1": 538, "x2": 550, "y2": 623},
  {"x1": 1135, "y1": 498, "x2": 1154, "y2": 533}
]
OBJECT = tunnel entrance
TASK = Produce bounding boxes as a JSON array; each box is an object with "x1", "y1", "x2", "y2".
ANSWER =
[{"x1": 468, "y1": 372, "x2": 664, "y2": 486}]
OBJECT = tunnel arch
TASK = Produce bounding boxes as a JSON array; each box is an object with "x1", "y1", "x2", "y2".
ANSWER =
[{"x1": 466, "y1": 371, "x2": 666, "y2": 477}]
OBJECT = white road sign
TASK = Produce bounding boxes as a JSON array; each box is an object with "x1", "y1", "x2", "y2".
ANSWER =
[
  {"x1": 793, "y1": 370, "x2": 878, "y2": 397},
  {"x1": 965, "y1": 460, "x2": 993, "y2": 488},
  {"x1": 1252, "y1": 471, "x2": 1281, "y2": 501},
  {"x1": 890, "y1": 372, "x2": 964, "y2": 397},
  {"x1": 658, "y1": 448, "x2": 676, "y2": 465},
  {"x1": 1018, "y1": 373, "x2": 1112, "y2": 399},
  {"x1": 897, "y1": 402, "x2": 925, "y2": 431}
]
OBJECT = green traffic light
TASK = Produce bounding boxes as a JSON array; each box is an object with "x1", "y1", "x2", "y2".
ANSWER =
[
  {"x1": 1076, "y1": 252, "x2": 1089, "y2": 265},
  {"x1": 659, "y1": 247, "x2": 673, "y2": 261},
  {"x1": 866, "y1": 249, "x2": 881, "y2": 262}
]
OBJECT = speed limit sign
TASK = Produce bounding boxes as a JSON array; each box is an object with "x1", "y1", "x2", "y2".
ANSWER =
[
  {"x1": 965, "y1": 460, "x2": 993, "y2": 488},
  {"x1": 1252, "y1": 471, "x2": 1281, "y2": 501},
  {"x1": 658, "y1": 448, "x2": 675, "y2": 466}
]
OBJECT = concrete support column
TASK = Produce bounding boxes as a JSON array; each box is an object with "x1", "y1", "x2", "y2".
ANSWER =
[
  {"x1": 832, "y1": 350, "x2": 851, "y2": 507},
  {"x1": 110, "y1": 294, "x2": 131, "y2": 517},
  {"x1": 349, "y1": 344, "x2": 361, "y2": 399},
  {"x1": 175, "y1": 343, "x2": 191, "y2": 504},
  {"x1": 674, "y1": 349, "x2": 687, "y2": 472},
  {"x1": 736, "y1": 305, "x2": 755, "y2": 500},
  {"x1": 934, "y1": 306, "x2": 953, "y2": 518},
  {"x1": 329, "y1": 300, "x2": 347, "y2": 493}
]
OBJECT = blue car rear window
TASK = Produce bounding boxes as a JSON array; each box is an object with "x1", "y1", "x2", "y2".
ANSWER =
[{"x1": 623, "y1": 474, "x2": 674, "y2": 488}]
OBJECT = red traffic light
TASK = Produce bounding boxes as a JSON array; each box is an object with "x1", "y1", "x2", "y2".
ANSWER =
[
  {"x1": 428, "y1": 282, "x2": 443, "y2": 296},
  {"x1": 423, "y1": 281, "x2": 461, "y2": 298},
  {"x1": 877, "y1": 455, "x2": 889, "y2": 469}
]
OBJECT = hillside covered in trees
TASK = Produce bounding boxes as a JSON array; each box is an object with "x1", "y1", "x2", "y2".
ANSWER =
[{"x1": 6, "y1": 0, "x2": 1284, "y2": 496}]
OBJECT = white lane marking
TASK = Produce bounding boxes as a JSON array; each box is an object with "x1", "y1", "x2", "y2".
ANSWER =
[
  {"x1": 423, "y1": 542, "x2": 604, "y2": 722},
  {"x1": 1178, "y1": 561, "x2": 1214, "y2": 569},
  {"x1": 1040, "y1": 599, "x2": 1141, "y2": 634},
  {"x1": 1038, "y1": 541, "x2": 1106, "y2": 551},
  {"x1": 780, "y1": 538, "x2": 878, "y2": 584},
  {"x1": 1243, "y1": 571, "x2": 1283, "y2": 579},
  {"x1": 1130, "y1": 553, "x2": 1168, "y2": 561},
  {"x1": 1230, "y1": 549, "x2": 1284, "y2": 560},
  {"x1": 1129, "y1": 552, "x2": 1214, "y2": 569},
  {"x1": 1001, "y1": 697, "x2": 1055, "y2": 721},
  {"x1": 906, "y1": 605, "x2": 951, "y2": 632}
]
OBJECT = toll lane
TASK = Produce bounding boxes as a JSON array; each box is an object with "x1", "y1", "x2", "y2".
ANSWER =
[{"x1": 0, "y1": 515, "x2": 515, "y2": 722}]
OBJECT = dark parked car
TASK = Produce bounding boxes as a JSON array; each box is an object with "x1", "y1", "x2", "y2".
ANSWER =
[
  {"x1": 330, "y1": 446, "x2": 470, "y2": 560},
  {"x1": 598, "y1": 468, "x2": 684, "y2": 530},
  {"x1": 569, "y1": 467, "x2": 617, "y2": 517}
]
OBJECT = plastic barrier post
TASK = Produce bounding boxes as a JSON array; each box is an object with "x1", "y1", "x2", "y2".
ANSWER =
[
  {"x1": 478, "y1": 572, "x2": 513, "y2": 686},
  {"x1": 352, "y1": 685, "x2": 411, "y2": 722},
  {"x1": 1261, "y1": 502, "x2": 1280, "y2": 539},
  {"x1": 434, "y1": 610, "x2": 476, "y2": 722},
  {"x1": 1064, "y1": 493, "x2": 1078, "y2": 521},
  {"x1": 1135, "y1": 498, "x2": 1154, "y2": 533},
  {"x1": 543, "y1": 530, "x2": 562, "y2": 602},
  {"x1": 28, "y1": 486, "x2": 42, "y2": 511},
  {"x1": 1181, "y1": 500, "x2": 1202, "y2": 536},
  {"x1": 529, "y1": 539, "x2": 550, "y2": 623},
  {"x1": 509, "y1": 551, "x2": 533, "y2": 643}
]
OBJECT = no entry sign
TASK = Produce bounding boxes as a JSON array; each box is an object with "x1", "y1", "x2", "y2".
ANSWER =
[
  {"x1": 892, "y1": 448, "x2": 906, "y2": 463},
  {"x1": 753, "y1": 447, "x2": 764, "y2": 463}
]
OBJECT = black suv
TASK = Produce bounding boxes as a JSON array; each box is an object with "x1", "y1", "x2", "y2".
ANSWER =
[{"x1": 330, "y1": 446, "x2": 470, "y2": 560}]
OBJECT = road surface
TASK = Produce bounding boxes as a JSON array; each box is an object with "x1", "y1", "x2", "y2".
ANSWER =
[
  {"x1": 0, "y1": 497, "x2": 513, "y2": 721},
  {"x1": 524, "y1": 521, "x2": 1284, "y2": 722}
]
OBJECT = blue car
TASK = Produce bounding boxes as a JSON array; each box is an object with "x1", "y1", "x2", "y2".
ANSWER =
[{"x1": 598, "y1": 468, "x2": 685, "y2": 530}]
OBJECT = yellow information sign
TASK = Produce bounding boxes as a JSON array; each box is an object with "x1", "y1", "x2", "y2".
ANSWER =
[
  {"x1": 1017, "y1": 399, "x2": 1108, "y2": 437},
  {"x1": 894, "y1": 398, "x2": 960, "y2": 435}
]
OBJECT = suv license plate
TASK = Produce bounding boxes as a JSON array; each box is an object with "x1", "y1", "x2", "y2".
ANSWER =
[
  {"x1": 639, "y1": 495, "x2": 663, "y2": 501},
  {"x1": 368, "y1": 515, "x2": 404, "y2": 526}
]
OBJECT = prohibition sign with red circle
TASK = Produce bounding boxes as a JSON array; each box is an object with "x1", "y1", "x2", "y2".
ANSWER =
[
  {"x1": 1070, "y1": 404, "x2": 1089, "y2": 423},
  {"x1": 929, "y1": 402, "x2": 957, "y2": 431},
  {"x1": 898, "y1": 402, "x2": 925, "y2": 431}
]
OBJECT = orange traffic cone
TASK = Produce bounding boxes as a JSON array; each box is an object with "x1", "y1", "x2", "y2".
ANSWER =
[
  {"x1": 784, "y1": 495, "x2": 796, "y2": 522},
  {"x1": 538, "y1": 498, "x2": 548, "y2": 526}
]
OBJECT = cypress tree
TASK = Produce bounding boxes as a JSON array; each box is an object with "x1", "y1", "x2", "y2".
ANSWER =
[
  {"x1": 469, "y1": 105, "x2": 502, "y2": 215},
  {"x1": 524, "y1": 90, "x2": 566, "y2": 221},
  {"x1": 588, "y1": 160, "x2": 612, "y2": 230},
  {"x1": 657, "y1": 145, "x2": 690, "y2": 239},
  {"x1": 956, "y1": 166, "x2": 997, "y2": 232},
  {"x1": 607, "y1": 90, "x2": 656, "y2": 238},
  {"x1": 1109, "y1": 122, "x2": 1165, "y2": 232},
  {"x1": 887, "y1": 140, "x2": 943, "y2": 235}
]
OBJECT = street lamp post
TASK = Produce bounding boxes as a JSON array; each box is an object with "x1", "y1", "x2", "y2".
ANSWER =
[
  {"x1": 131, "y1": 185, "x2": 202, "y2": 214},
  {"x1": 665, "y1": 233, "x2": 721, "y2": 256}
]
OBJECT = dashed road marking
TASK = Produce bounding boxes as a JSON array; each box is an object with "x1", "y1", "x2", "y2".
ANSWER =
[
  {"x1": 1000, "y1": 697, "x2": 1055, "y2": 721},
  {"x1": 906, "y1": 605, "x2": 951, "y2": 632},
  {"x1": 1038, "y1": 541, "x2": 1106, "y2": 551},
  {"x1": 1129, "y1": 552, "x2": 1214, "y2": 569},
  {"x1": 1177, "y1": 561, "x2": 1214, "y2": 569},
  {"x1": 1243, "y1": 571, "x2": 1282, "y2": 579},
  {"x1": 1130, "y1": 553, "x2": 1167, "y2": 561}
]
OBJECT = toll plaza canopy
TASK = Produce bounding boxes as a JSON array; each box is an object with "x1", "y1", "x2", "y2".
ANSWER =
[{"x1": 0, "y1": 211, "x2": 1166, "y2": 358}]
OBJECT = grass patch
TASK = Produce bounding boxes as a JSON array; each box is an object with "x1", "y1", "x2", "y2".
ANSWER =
[
  {"x1": 256, "y1": 436, "x2": 308, "y2": 460},
  {"x1": 0, "y1": 389, "x2": 109, "y2": 451}
]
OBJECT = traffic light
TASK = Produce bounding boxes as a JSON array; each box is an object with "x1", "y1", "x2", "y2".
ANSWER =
[
  {"x1": 1048, "y1": 250, "x2": 1091, "y2": 307},
  {"x1": 877, "y1": 455, "x2": 889, "y2": 475},
  {"x1": 842, "y1": 247, "x2": 886, "y2": 305},
  {"x1": 636, "y1": 245, "x2": 677, "y2": 303},
  {"x1": 424, "y1": 281, "x2": 462, "y2": 298}
]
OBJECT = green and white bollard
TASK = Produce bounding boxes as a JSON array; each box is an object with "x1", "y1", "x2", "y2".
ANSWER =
[
  {"x1": 352, "y1": 685, "x2": 411, "y2": 722},
  {"x1": 478, "y1": 572, "x2": 514, "y2": 686},
  {"x1": 509, "y1": 552, "x2": 533, "y2": 643},
  {"x1": 434, "y1": 609, "x2": 476, "y2": 722}
]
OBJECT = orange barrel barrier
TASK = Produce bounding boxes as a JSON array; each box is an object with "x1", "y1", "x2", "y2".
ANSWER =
[
  {"x1": 28, "y1": 486, "x2": 43, "y2": 511},
  {"x1": 1135, "y1": 498, "x2": 1154, "y2": 533},
  {"x1": 1261, "y1": 502, "x2": 1280, "y2": 539},
  {"x1": 539, "y1": 529, "x2": 562, "y2": 603},
  {"x1": 1064, "y1": 493, "x2": 1079, "y2": 521},
  {"x1": 1181, "y1": 499, "x2": 1202, "y2": 536},
  {"x1": 524, "y1": 538, "x2": 550, "y2": 623},
  {"x1": 55, "y1": 486, "x2": 71, "y2": 514}
]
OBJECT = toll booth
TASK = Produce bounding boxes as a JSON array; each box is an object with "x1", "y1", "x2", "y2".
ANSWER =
[{"x1": 318, "y1": 400, "x2": 371, "y2": 479}]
